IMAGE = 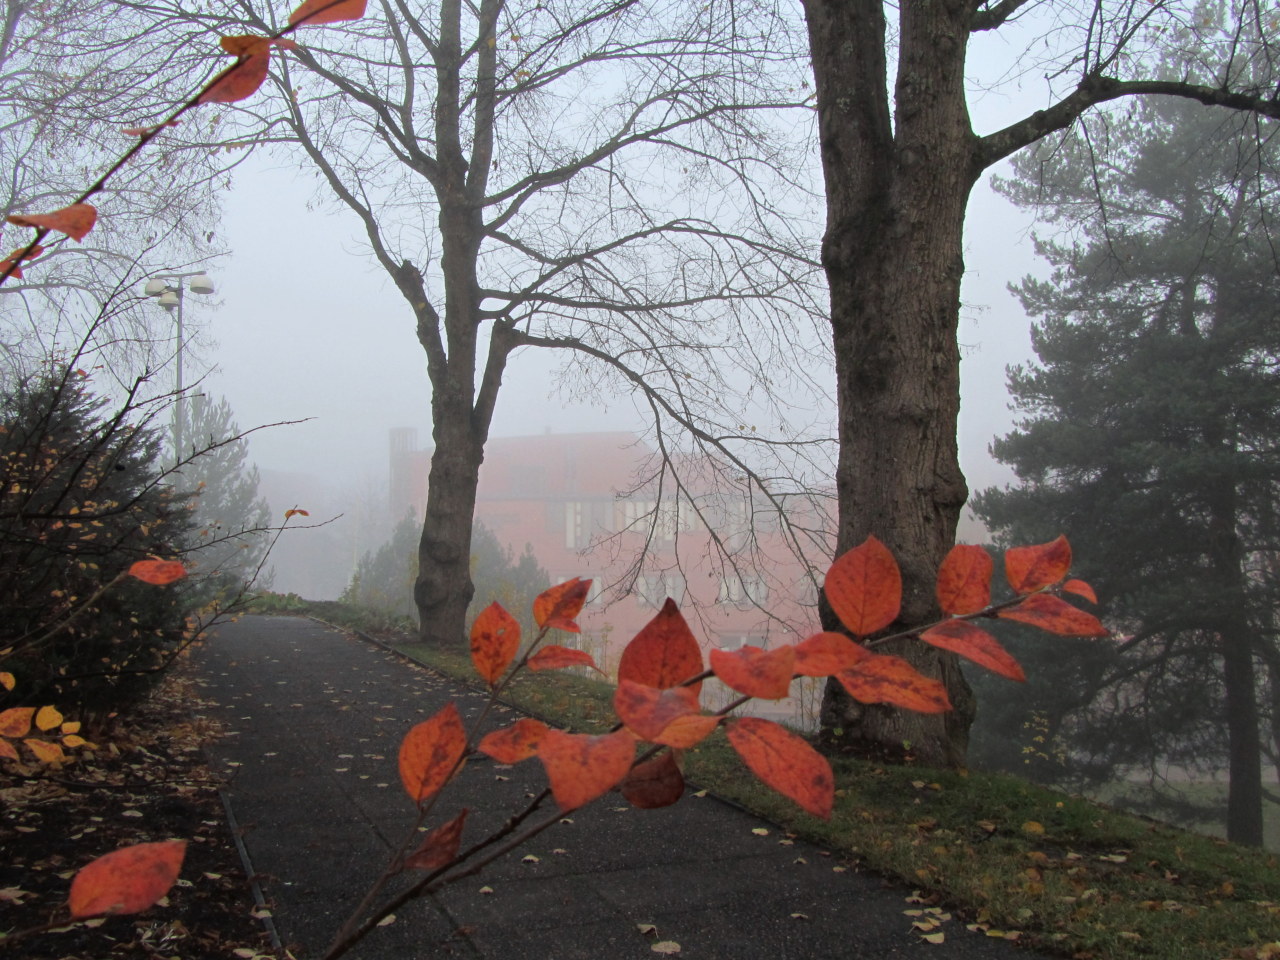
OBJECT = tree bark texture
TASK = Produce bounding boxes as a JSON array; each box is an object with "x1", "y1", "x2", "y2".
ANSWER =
[{"x1": 804, "y1": 0, "x2": 982, "y2": 766}]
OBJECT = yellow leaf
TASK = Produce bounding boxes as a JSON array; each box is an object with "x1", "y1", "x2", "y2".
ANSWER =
[
  {"x1": 0, "y1": 672, "x2": 14, "y2": 691},
  {"x1": 651, "y1": 943, "x2": 681, "y2": 955},
  {"x1": 922, "y1": 931, "x2": 945, "y2": 944},
  {"x1": 24, "y1": 738, "x2": 66, "y2": 763},
  {"x1": 35, "y1": 705, "x2": 63, "y2": 731},
  {"x1": 62, "y1": 734, "x2": 88, "y2": 748},
  {"x1": 1021, "y1": 821, "x2": 1045, "y2": 835},
  {"x1": 60, "y1": 720, "x2": 81, "y2": 734}
]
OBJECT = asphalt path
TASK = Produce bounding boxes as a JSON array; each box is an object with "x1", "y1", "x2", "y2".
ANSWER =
[{"x1": 193, "y1": 616, "x2": 1053, "y2": 960}]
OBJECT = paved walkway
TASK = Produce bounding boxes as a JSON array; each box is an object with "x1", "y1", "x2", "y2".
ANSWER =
[{"x1": 193, "y1": 617, "x2": 1051, "y2": 960}]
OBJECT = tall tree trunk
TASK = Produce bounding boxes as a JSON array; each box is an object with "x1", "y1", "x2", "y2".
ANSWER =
[
  {"x1": 1205, "y1": 427, "x2": 1264, "y2": 845},
  {"x1": 415, "y1": 414, "x2": 484, "y2": 648},
  {"x1": 805, "y1": 0, "x2": 980, "y2": 766}
]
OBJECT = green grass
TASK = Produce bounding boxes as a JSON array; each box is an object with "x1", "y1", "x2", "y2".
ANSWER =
[{"x1": 248, "y1": 598, "x2": 1280, "y2": 960}]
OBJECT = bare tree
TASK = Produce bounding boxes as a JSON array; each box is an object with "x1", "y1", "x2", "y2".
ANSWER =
[
  {"x1": 803, "y1": 0, "x2": 1280, "y2": 767},
  {"x1": 0, "y1": 0, "x2": 224, "y2": 373},
  {"x1": 164, "y1": 0, "x2": 835, "y2": 647}
]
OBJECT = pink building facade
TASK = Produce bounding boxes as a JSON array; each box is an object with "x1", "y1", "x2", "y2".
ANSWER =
[{"x1": 390, "y1": 430, "x2": 831, "y2": 701}]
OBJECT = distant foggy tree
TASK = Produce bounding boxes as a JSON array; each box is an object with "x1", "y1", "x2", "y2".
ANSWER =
[
  {"x1": 971, "y1": 96, "x2": 1280, "y2": 846},
  {"x1": 178, "y1": 0, "x2": 830, "y2": 648},
  {"x1": 182, "y1": 393, "x2": 273, "y2": 600},
  {"x1": 0, "y1": 0, "x2": 221, "y2": 371},
  {"x1": 804, "y1": 0, "x2": 1280, "y2": 766}
]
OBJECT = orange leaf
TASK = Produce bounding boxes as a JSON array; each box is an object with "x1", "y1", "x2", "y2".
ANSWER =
[
  {"x1": 621, "y1": 751, "x2": 684, "y2": 809},
  {"x1": 709, "y1": 645, "x2": 796, "y2": 700},
  {"x1": 0, "y1": 706, "x2": 34, "y2": 738},
  {"x1": 7, "y1": 203, "x2": 97, "y2": 242},
  {"x1": 725, "y1": 717, "x2": 833, "y2": 819},
  {"x1": 470, "y1": 602, "x2": 520, "y2": 685},
  {"x1": 614, "y1": 680, "x2": 702, "y2": 742},
  {"x1": 835, "y1": 655, "x2": 951, "y2": 713},
  {"x1": 793, "y1": 632, "x2": 872, "y2": 676},
  {"x1": 935, "y1": 544, "x2": 993, "y2": 615},
  {"x1": 199, "y1": 52, "x2": 270, "y2": 105},
  {"x1": 650, "y1": 713, "x2": 720, "y2": 749},
  {"x1": 289, "y1": 0, "x2": 368, "y2": 26},
  {"x1": 25, "y1": 738, "x2": 66, "y2": 763},
  {"x1": 1063, "y1": 579, "x2": 1097, "y2": 604},
  {"x1": 284, "y1": 508, "x2": 310, "y2": 519},
  {"x1": 999, "y1": 593, "x2": 1108, "y2": 637},
  {"x1": 404, "y1": 809, "x2": 468, "y2": 871},
  {"x1": 398, "y1": 702, "x2": 466, "y2": 805},
  {"x1": 536, "y1": 729, "x2": 634, "y2": 811},
  {"x1": 0, "y1": 739, "x2": 18, "y2": 762},
  {"x1": 1004, "y1": 536, "x2": 1071, "y2": 594},
  {"x1": 68, "y1": 840, "x2": 186, "y2": 917},
  {"x1": 824, "y1": 536, "x2": 901, "y2": 636},
  {"x1": 478, "y1": 717, "x2": 547, "y2": 764},
  {"x1": 128, "y1": 560, "x2": 186, "y2": 585},
  {"x1": 0, "y1": 671, "x2": 13, "y2": 691},
  {"x1": 527, "y1": 645, "x2": 600, "y2": 673},
  {"x1": 919, "y1": 621, "x2": 1025, "y2": 682},
  {"x1": 35, "y1": 705, "x2": 63, "y2": 732},
  {"x1": 616, "y1": 599, "x2": 704, "y2": 694},
  {"x1": 532, "y1": 578, "x2": 591, "y2": 632}
]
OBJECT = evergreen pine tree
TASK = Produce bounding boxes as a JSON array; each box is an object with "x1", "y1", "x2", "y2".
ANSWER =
[
  {"x1": 972, "y1": 98, "x2": 1280, "y2": 846},
  {"x1": 182, "y1": 394, "x2": 272, "y2": 600}
]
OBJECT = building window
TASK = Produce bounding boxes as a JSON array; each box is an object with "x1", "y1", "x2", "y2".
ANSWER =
[
  {"x1": 718, "y1": 574, "x2": 767, "y2": 608},
  {"x1": 637, "y1": 571, "x2": 686, "y2": 608}
]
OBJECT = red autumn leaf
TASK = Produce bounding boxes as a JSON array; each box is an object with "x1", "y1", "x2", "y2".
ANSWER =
[
  {"x1": 614, "y1": 680, "x2": 702, "y2": 742},
  {"x1": 199, "y1": 52, "x2": 270, "y2": 105},
  {"x1": 1063, "y1": 578, "x2": 1098, "y2": 604},
  {"x1": 919, "y1": 620, "x2": 1025, "y2": 682},
  {"x1": 793, "y1": 632, "x2": 872, "y2": 676},
  {"x1": 527, "y1": 645, "x2": 600, "y2": 673},
  {"x1": 621, "y1": 751, "x2": 684, "y2": 809},
  {"x1": 999, "y1": 593, "x2": 1108, "y2": 637},
  {"x1": 935, "y1": 544, "x2": 993, "y2": 615},
  {"x1": 7, "y1": 203, "x2": 97, "y2": 242},
  {"x1": 0, "y1": 739, "x2": 18, "y2": 762},
  {"x1": 470, "y1": 602, "x2": 521, "y2": 685},
  {"x1": 477, "y1": 717, "x2": 548, "y2": 764},
  {"x1": 824, "y1": 536, "x2": 901, "y2": 636},
  {"x1": 709, "y1": 645, "x2": 796, "y2": 700},
  {"x1": 725, "y1": 717, "x2": 833, "y2": 819},
  {"x1": 537, "y1": 729, "x2": 634, "y2": 812},
  {"x1": 0, "y1": 706, "x2": 34, "y2": 738},
  {"x1": 1004, "y1": 535, "x2": 1072, "y2": 594},
  {"x1": 68, "y1": 840, "x2": 186, "y2": 918},
  {"x1": 836, "y1": 655, "x2": 951, "y2": 713},
  {"x1": 616, "y1": 599, "x2": 704, "y2": 694},
  {"x1": 398, "y1": 702, "x2": 466, "y2": 805},
  {"x1": 404, "y1": 809, "x2": 468, "y2": 871},
  {"x1": 532, "y1": 577, "x2": 591, "y2": 632},
  {"x1": 128, "y1": 559, "x2": 186, "y2": 585},
  {"x1": 289, "y1": 0, "x2": 368, "y2": 26},
  {"x1": 0, "y1": 243, "x2": 43, "y2": 279}
]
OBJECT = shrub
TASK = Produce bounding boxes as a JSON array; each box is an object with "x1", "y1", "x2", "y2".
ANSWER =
[{"x1": 0, "y1": 368, "x2": 194, "y2": 712}]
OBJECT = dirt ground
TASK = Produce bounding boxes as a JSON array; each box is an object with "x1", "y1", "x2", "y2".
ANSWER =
[{"x1": 0, "y1": 671, "x2": 276, "y2": 959}]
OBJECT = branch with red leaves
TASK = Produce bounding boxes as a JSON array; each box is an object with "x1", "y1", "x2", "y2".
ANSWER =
[{"x1": 317, "y1": 535, "x2": 1104, "y2": 959}]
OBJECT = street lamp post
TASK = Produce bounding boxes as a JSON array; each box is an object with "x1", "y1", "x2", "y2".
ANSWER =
[{"x1": 143, "y1": 271, "x2": 214, "y2": 460}]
